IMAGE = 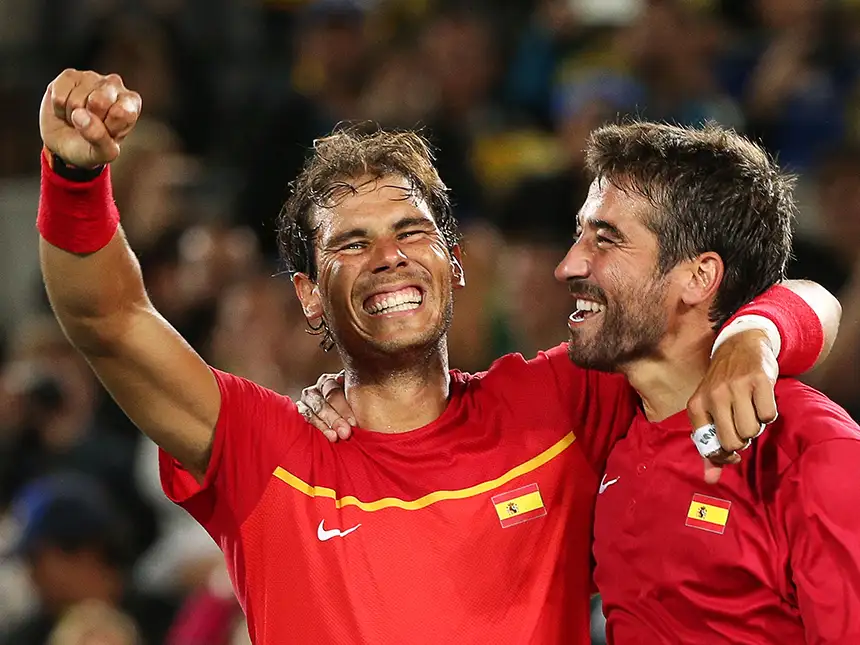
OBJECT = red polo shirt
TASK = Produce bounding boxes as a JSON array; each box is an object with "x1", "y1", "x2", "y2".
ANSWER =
[{"x1": 594, "y1": 378, "x2": 860, "y2": 644}]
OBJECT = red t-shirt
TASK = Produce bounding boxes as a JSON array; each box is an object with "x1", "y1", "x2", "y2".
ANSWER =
[
  {"x1": 593, "y1": 378, "x2": 860, "y2": 644},
  {"x1": 160, "y1": 344, "x2": 636, "y2": 645}
]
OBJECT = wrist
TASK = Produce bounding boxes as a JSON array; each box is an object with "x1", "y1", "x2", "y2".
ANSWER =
[
  {"x1": 37, "y1": 150, "x2": 119, "y2": 254},
  {"x1": 43, "y1": 146, "x2": 104, "y2": 182},
  {"x1": 711, "y1": 314, "x2": 782, "y2": 359}
]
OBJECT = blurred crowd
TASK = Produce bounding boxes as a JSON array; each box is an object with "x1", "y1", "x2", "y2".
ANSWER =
[{"x1": 0, "y1": 0, "x2": 858, "y2": 643}]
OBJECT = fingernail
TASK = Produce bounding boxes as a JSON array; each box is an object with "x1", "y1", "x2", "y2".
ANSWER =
[
  {"x1": 337, "y1": 423, "x2": 351, "y2": 440},
  {"x1": 72, "y1": 108, "x2": 90, "y2": 128},
  {"x1": 324, "y1": 430, "x2": 338, "y2": 443},
  {"x1": 348, "y1": 417, "x2": 357, "y2": 426}
]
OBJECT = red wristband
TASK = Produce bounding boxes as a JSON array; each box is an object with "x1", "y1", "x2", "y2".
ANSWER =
[
  {"x1": 725, "y1": 284, "x2": 824, "y2": 376},
  {"x1": 36, "y1": 149, "x2": 119, "y2": 254}
]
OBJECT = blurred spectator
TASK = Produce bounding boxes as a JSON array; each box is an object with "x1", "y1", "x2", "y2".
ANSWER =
[
  {"x1": 208, "y1": 271, "x2": 342, "y2": 396},
  {"x1": 791, "y1": 144, "x2": 860, "y2": 416},
  {"x1": 47, "y1": 600, "x2": 140, "y2": 645},
  {"x1": 0, "y1": 317, "x2": 158, "y2": 559},
  {"x1": 0, "y1": 473, "x2": 176, "y2": 645},
  {"x1": 493, "y1": 173, "x2": 585, "y2": 359},
  {"x1": 788, "y1": 144, "x2": 860, "y2": 294},
  {"x1": 719, "y1": 0, "x2": 849, "y2": 170},
  {"x1": 132, "y1": 438, "x2": 222, "y2": 597},
  {"x1": 73, "y1": 10, "x2": 216, "y2": 155},
  {"x1": 109, "y1": 118, "x2": 200, "y2": 253},
  {"x1": 235, "y1": 0, "x2": 373, "y2": 255}
]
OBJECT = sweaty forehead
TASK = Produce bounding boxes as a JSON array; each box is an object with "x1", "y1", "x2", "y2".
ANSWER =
[
  {"x1": 577, "y1": 179, "x2": 651, "y2": 228},
  {"x1": 312, "y1": 175, "x2": 436, "y2": 236}
]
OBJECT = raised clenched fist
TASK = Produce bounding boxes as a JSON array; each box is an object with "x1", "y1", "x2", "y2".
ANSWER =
[{"x1": 40, "y1": 69, "x2": 142, "y2": 169}]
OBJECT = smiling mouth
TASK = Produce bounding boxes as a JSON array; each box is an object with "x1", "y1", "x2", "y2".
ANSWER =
[
  {"x1": 569, "y1": 298, "x2": 606, "y2": 324},
  {"x1": 363, "y1": 286, "x2": 424, "y2": 315}
]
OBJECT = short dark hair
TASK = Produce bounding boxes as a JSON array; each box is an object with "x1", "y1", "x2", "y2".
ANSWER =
[
  {"x1": 278, "y1": 125, "x2": 460, "y2": 280},
  {"x1": 585, "y1": 121, "x2": 795, "y2": 328}
]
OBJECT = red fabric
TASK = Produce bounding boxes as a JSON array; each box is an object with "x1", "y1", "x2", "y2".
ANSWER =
[
  {"x1": 593, "y1": 379, "x2": 860, "y2": 645},
  {"x1": 726, "y1": 284, "x2": 825, "y2": 376},
  {"x1": 160, "y1": 346, "x2": 636, "y2": 645},
  {"x1": 36, "y1": 150, "x2": 119, "y2": 254},
  {"x1": 165, "y1": 590, "x2": 239, "y2": 645}
]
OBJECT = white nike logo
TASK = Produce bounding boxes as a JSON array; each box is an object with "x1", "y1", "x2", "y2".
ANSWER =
[
  {"x1": 317, "y1": 519, "x2": 361, "y2": 542},
  {"x1": 599, "y1": 474, "x2": 620, "y2": 495}
]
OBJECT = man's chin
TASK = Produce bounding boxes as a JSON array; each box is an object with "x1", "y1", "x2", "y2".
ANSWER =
[{"x1": 566, "y1": 338, "x2": 618, "y2": 372}]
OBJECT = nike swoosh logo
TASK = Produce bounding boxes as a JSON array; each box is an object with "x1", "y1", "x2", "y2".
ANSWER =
[
  {"x1": 599, "y1": 474, "x2": 620, "y2": 495},
  {"x1": 317, "y1": 519, "x2": 361, "y2": 542}
]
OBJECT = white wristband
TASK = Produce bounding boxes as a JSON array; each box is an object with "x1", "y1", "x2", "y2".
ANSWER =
[{"x1": 711, "y1": 314, "x2": 782, "y2": 359}]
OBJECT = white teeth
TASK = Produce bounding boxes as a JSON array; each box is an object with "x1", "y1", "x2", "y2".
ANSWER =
[
  {"x1": 366, "y1": 290, "x2": 423, "y2": 314},
  {"x1": 379, "y1": 302, "x2": 419, "y2": 313},
  {"x1": 575, "y1": 298, "x2": 605, "y2": 313}
]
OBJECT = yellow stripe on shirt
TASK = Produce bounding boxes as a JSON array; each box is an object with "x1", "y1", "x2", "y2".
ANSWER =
[{"x1": 273, "y1": 431, "x2": 575, "y2": 512}]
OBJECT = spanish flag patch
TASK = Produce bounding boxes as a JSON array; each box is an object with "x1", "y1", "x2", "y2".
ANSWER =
[
  {"x1": 492, "y1": 483, "x2": 547, "y2": 528},
  {"x1": 685, "y1": 493, "x2": 731, "y2": 534}
]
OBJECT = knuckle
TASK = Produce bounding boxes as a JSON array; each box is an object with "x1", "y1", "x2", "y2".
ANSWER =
[
  {"x1": 87, "y1": 92, "x2": 111, "y2": 111},
  {"x1": 686, "y1": 395, "x2": 705, "y2": 414},
  {"x1": 709, "y1": 384, "x2": 731, "y2": 403},
  {"x1": 57, "y1": 68, "x2": 78, "y2": 82},
  {"x1": 108, "y1": 103, "x2": 130, "y2": 122},
  {"x1": 754, "y1": 373, "x2": 774, "y2": 390}
]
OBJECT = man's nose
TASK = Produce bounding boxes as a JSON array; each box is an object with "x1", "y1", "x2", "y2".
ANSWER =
[
  {"x1": 554, "y1": 240, "x2": 591, "y2": 283},
  {"x1": 370, "y1": 238, "x2": 409, "y2": 274}
]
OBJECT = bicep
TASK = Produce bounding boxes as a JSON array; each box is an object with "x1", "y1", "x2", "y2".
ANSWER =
[
  {"x1": 782, "y1": 439, "x2": 860, "y2": 643},
  {"x1": 87, "y1": 305, "x2": 219, "y2": 479}
]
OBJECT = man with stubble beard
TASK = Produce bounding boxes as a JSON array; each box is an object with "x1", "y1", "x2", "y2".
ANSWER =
[
  {"x1": 36, "y1": 67, "x2": 837, "y2": 645},
  {"x1": 556, "y1": 122, "x2": 858, "y2": 643}
]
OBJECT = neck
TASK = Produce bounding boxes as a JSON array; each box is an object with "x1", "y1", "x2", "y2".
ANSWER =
[
  {"x1": 622, "y1": 317, "x2": 715, "y2": 423},
  {"x1": 342, "y1": 343, "x2": 452, "y2": 433}
]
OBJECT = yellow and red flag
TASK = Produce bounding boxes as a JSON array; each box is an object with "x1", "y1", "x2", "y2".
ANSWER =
[
  {"x1": 685, "y1": 493, "x2": 731, "y2": 534},
  {"x1": 492, "y1": 483, "x2": 546, "y2": 528}
]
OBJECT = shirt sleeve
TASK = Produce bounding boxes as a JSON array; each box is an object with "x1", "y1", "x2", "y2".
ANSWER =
[
  {"x1": 159, "y1": 368, "x2": 315, "y2": 542},
  {"x1": 780, "y1": 438, "x2": 860, "y2": 644}
]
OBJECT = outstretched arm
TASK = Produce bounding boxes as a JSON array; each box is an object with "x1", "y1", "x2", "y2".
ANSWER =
[{"x1": 38, "y1": 69, "x2": 219, "y2": 480}]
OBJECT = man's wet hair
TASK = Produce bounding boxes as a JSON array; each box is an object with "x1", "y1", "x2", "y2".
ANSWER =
[{"x1": 278, "y1": 125, "x2": 460, "y2": 281}]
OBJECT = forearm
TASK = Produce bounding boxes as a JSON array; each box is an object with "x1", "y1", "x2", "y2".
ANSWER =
[
  {"x1": 714, "y1": 281, "x2": 833, "y2": 377},
  {"x1": 38, "y1": 155, "x2": 152, "y2": 355},
  {"x1": 779, "y1": 279, "x2": 841, "y2": 369},
  {"x1": 41, "y1": 227, "x2": 151, "y2": 354}
]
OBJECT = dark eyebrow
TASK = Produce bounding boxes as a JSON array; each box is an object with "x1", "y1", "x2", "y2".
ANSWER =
[
  {"x1": 327, "y1": 227, "x2": 368, "y2": 249},
  {"x1": 325, "y1": 216, "x2": 434, "y2": 249},
  {"x1": 393, "y1": 216, "x2": 435, "y2": 232},
  {"x1": 584, "y1": 218, "x2": 624, "y2": 240}
]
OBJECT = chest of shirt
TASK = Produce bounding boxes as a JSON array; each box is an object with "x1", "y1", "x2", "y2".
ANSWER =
[
  {"x1": 592, "y1": 424, "x2": 803, "y2": 643},
  {"x1": 236, "y1": 432, "x2": 597, "y2": 644}
]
